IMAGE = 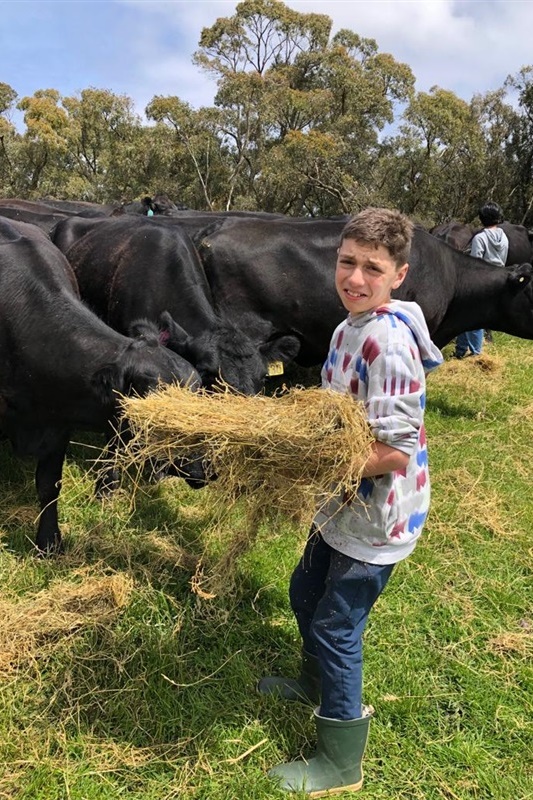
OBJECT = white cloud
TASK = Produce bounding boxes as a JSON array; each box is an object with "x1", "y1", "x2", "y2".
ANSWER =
[
  {"x1": 6, "y1": 0, "x2": 528, "y2": 123},
  {"x1": 121, "y1": 0, "x2": 533, "y2": 109}
]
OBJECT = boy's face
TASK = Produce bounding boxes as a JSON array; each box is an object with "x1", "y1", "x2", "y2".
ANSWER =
[{"x1": 335, "y1": 238, "x2": 409, "y2": 315}]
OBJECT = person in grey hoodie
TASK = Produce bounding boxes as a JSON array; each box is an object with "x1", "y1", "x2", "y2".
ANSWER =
[
  {"x1": 454, "y1": 202, "x2": 509, "y2": 357},
  {"x1": 260, "y1": 208, "x2": 443, "y2": 796}
]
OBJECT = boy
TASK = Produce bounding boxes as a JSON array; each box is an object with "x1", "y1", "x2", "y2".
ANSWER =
[
  {"x1": 454, "y1": 202, "x2": 509, "y2": 357},
  {"x1": 259, "y1": 208, "x2": 443, "y2": 796}
]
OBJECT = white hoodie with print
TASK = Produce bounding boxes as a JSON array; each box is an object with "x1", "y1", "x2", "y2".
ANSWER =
[{"x1": 314, "y1": 299, "x2": 443, "y2": 565}]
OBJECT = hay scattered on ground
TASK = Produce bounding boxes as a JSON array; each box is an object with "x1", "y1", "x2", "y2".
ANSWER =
[
  {"x1": 428, "y1": 465, "x2": 517, "y2": 542},
  {"x1": 0, "y1": 572, "x2": 133, "y2": 675},
  {"x1": 114, "y1": 384, "x2": 373, "y2": 595},
  {"x1": 487, "y1": 630, "x2": 532, "y2": 658},
  {"x1": 429, "y1": 352, "x2": 504, "y2": 395}
]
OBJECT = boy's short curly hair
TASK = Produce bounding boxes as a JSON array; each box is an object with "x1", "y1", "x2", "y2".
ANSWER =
[
  {"x1": 478, "y1": 202, "x2": 504, "y2": 227},
  {"x1": 341, "y1": 207, "x2": 414, "y2": 267}
]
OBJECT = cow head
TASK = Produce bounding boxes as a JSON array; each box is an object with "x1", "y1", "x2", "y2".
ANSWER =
[
  {"x1": 91, "y1": 320, "x2": 208, "y2": 489},
  {"x1": 498, "y1": 262, "x2": 533, "y2": 338},
  {"x1": 506, "y1": 262, "x2": 533, "y2": 291},
  {"x1": 91, "y1": 319, "x2": 200, "y2": 406},
  {"x1": 159, "y1": 311, "x2": 300, "y2": 394}
]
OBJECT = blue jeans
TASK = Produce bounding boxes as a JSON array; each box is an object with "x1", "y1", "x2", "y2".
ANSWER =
[
  {"x1": 289, "y1": 528, "x2": 394, "y2": 719},
  {"x1": 455, "y1": 330, "x2": 483, "y2": 356}
]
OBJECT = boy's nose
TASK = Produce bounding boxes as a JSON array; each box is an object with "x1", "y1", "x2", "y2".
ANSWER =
[{"x1": 347, "y1": 267, "x2": 365, "y2": 287}]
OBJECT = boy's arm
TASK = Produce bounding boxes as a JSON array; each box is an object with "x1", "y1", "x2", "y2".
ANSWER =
[
  {"x1": 361, "y1": 440, "x2": 409, "y2": 478},
  {"x1": 364, "y1": 340, "x2": 425, "y2": 462}
]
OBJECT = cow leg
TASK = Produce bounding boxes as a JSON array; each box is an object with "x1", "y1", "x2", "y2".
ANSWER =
[{"x1": 35, "y1": 436, "x2": 69, "y2": 555}]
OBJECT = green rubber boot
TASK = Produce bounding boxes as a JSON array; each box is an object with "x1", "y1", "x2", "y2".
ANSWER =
[
  {"x1": 257, "y1": 650, "x2": 321, "y2": 706},
  {"x1": 268, "y1": 706, "x2": 373, "y2": 797}
]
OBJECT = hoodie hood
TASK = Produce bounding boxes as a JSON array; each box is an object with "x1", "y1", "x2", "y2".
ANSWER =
[
  {"x1": 348, "y1": 299, "x2": 443, "y2": 373},
  {"x1": 483, "y1": 227, "x2": 507, "y2": 258},
  {"x1": 470, "y1": 227, "x2": 509, "y2": 266},
  {"x1": 484, "y1": 227, "x2": 506, "y2": 247}
]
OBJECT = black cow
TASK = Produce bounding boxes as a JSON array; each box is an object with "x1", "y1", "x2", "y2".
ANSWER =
[
  {"x1": 51, "y1": 215, "x2": 110, "y2": 253},
  {"x1": 37, "y1": 198, "x2": 117, "y2": 216},
  {"x1": 62, "y1": 217, "x2": 300, "y2": 394},
  {"x1": 50, "y1": 214, "x2": 234, "y2": 256},
  {"x1": 49, "y1": 210, "x2": 287, "y2": 255},
  {"x1": 196, "y1": 218, "x2": 533, "y2": 362},
  {"x1": 430, "y1": 221, "x2": 474, "y2": 252},
  {"x1": 431, "y1": 220, "x2": 533, "y2": 265},
  {"x1": 0, "y1": 218, "x2": 201, "y2": 553},
  {"x1": 0, "y1": 198, "x2": 113, "y2": 236},
  {"x1": 0, "y1": 199, "x2": 68, "y2": 235}
]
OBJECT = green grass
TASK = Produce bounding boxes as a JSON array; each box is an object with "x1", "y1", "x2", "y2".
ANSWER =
[{"x1": 0, "y1": 333, "x2": 532, "y2": 799}]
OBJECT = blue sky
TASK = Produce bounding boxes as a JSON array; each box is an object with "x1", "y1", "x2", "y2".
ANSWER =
[{"x1": 1, "y1": 0, "x2": 532, "y2": 127}]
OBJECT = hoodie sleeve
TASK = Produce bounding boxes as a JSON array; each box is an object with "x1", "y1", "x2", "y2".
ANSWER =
[
  {"x1": 363, "y1": 338, "x2": 424, "y2": 456},
  {"x1": 470, "y1": 232, "x2": 487, "y2": 260}
]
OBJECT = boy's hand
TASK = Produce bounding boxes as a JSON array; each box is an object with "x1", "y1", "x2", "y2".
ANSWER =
[{"x1": 361, "y1": 441, "x2": 409, "y2": 478}]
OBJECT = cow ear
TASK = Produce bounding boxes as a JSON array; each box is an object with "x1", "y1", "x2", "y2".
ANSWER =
[
  {"x1": 508, "y1": 263, "x2": 533, "y2": 290},
  {"x1": 128, "y1": 318, "x2": 159, "y2": 344},
  {"x1": 261, "y1": 334, "x2": 300, "y2": 365},
  {"x1": 159, "y1": 311, "x2": 193, "y2": 354},
  {"x1": 91, "y1": 363, "x2": 123, "y2": 405}
]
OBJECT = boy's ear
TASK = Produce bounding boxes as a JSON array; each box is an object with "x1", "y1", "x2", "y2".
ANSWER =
[{"x1": 393, "y1": 262, "x2": 409, "y2": 288}]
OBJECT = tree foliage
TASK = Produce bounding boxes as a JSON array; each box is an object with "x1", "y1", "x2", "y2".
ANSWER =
[{"x1": 1, "y1": 0, "x2": 533, "y2": 226}]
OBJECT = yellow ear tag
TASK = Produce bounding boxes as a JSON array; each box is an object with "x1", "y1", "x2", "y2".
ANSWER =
[{"x1": 267, "y1": 361, "x2": 284, "y2": 376}]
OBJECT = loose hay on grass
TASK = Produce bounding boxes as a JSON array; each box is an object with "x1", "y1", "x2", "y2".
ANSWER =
[
  {"x1": 430, "y1": 352, "x2": 504, "y2": 395},
  {"x1": 114, "y1": 384, "x2": 373, "y2": 595},
  {"x1": 0, "y1": 573, "x2": 133, "y2": 675}
]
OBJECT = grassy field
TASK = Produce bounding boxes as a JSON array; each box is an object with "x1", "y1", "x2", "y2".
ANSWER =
[{"x1": 0, "y1": 333, "x2": 531, "y2": 800}]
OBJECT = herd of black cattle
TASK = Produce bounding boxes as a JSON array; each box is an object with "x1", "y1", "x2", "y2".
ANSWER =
[{"x1": 2, "y1": 195, "x2": 533, "y2": 553}]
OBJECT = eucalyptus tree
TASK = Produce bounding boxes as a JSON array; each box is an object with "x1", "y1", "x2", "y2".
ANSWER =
[
  {"x1": 145, "y1": 96, "x2": 231, "y2": 210},
  {"x1": 16, "y1": 89, "x2": 70, "y2": 196},
  {"x1": 381, "y1": 86, "x2": 485, "y2": 226},
  {"x1": 502, "y1": 66, "x2": 533, "y2": 225},
  {"x1": 62, "y1": 88, "x2": 145, "y2": 201},
  {"x1": 0, "y1": 82, "x2": 19, "y2": 193},
  {"x1": 470, "y1": 88, "x2": 518, "y2": 222},
  {"x1": 191, "y1": 0, "x2": 414, "y2": 214}
]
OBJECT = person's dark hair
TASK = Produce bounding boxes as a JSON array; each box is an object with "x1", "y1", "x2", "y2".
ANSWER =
[
  {"x1": 478, "y1": 202, "x2": 504, "y2": 227},
  {"x1": 341, "y1": 207, "x2": 414, "y2": 267}
]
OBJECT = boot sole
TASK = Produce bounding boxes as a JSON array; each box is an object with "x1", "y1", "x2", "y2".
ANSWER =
[{"x1": 308, "y1": 777, "x2": 363, "y2": 797}]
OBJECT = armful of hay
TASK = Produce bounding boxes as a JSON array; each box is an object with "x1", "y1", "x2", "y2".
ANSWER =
[{"x1": 114, "y1": 383, "x2": 374, "y2": 526}]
